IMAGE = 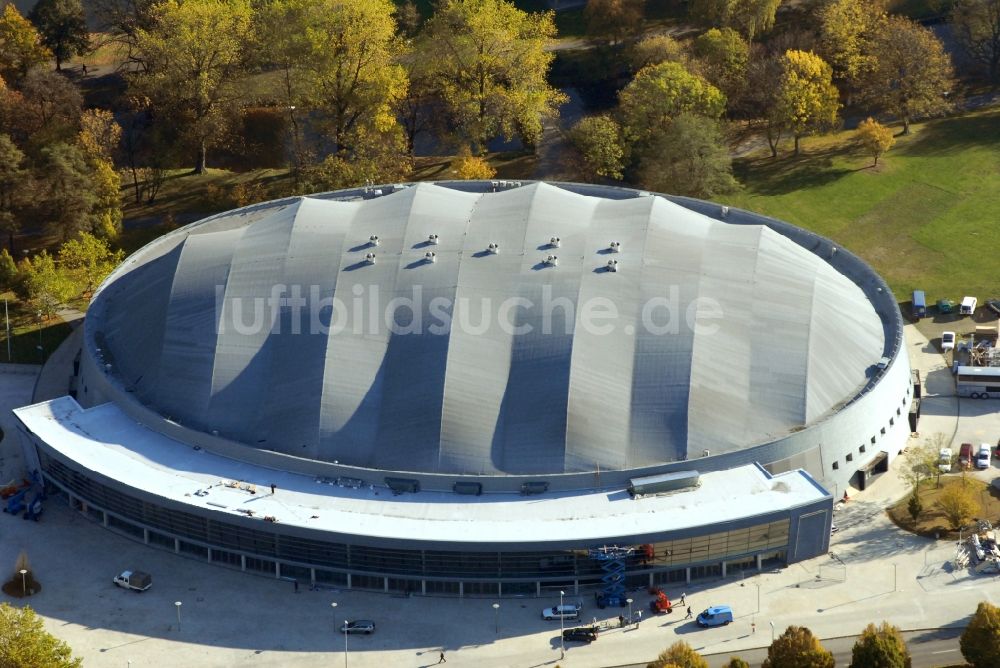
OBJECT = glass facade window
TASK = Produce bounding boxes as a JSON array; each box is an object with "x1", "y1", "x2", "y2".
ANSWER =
[{"x1": 36, "y1": 447, "x2": 802, "y2": 595}]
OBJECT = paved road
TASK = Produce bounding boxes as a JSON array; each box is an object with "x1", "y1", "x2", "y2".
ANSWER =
[{"x1": 614, "y1": 628, "x2": 964, "y2": 668}]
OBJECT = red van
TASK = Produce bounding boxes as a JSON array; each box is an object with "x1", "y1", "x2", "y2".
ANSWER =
[{"x1": 959, "y1": 443, "x2": 974, "y2": 470}]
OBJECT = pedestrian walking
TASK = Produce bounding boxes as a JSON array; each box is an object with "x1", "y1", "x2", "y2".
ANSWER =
[
  {"x1": 752, "y1": 621, "x2": 756, "y2": 634},
  {"x1": 618, "y1": 614, "x2": 624, "y2": 628},
  {"x1": 685, "y1": 606, "x2": 692, "y2": 619},
  {"x1": 438, "y1": 650, "x2": 446, "y2": 663},
  {"x1": 271, "y1": 483, "x2": 276, "y2": 494},
  {"x1": 679, "y1": 592, "x2": 686, "y2": 605}
]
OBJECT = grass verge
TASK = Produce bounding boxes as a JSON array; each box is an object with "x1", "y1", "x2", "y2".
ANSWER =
[
  {"x1": 887, "y1": 475, "x2": 1000, "y2": 539},
  {"x1": 722, "y1": 107, "x2": 1000, "y2": 302}
]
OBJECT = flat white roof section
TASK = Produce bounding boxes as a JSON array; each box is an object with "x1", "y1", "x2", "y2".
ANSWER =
[{"x1": 15, "y1": 397, "x2": 828, "y2": 547}]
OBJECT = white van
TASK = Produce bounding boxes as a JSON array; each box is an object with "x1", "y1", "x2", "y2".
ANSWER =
[
  {"x1": 938, "y1": 448, "x2": 953, "y2": 473},
  {"x1": 961, "y1": 296, "x2": 977, "y2": 316},
  {"x1": 541, "y1": 603, "x2": 581, "y2": 621},
  {"x1": 976, "y1": 443, "x2": 991, "y2": 470}
]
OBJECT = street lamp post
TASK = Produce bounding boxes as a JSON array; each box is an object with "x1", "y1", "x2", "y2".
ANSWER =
[
  {"x1": 174, "y1": 601, "x2": 182, "y2": 631},
  {"x1": 626, "y1": 598, "x2": 633, "y2": 627},
  {"x1": 755, "y1": 582, "x2": 761, "y2": 614},
  {"x1": 559, "y1": 590, "x2": 565, "y2": 659},
  {"x1": 893, "y1": 563, "x2": 897, "y2": 592},
  {"x1": 19, "y1": 569, "x2": 27, "y2": 595},
  {"x1": 343, "y1": 619, "x2": 349, "y2": 668},
  {"x1": 35, "y1": 311, "x2": 43, "y2": 363},
  {"x1": 769, "y1": 620, "x2": 775, "y2": 642},
  {"x1": 492, "y1": 602, "x2": 500, "y2": 634}
]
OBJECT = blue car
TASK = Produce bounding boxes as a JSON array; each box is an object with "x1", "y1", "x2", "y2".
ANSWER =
[{"x1": 696, "y1": 605, "x2": 734, "y2": 627}]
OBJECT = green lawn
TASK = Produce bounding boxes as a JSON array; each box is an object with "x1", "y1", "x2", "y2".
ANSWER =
[{"x1": 721, "y1": 108, "x2": 1000, "y2": 302}]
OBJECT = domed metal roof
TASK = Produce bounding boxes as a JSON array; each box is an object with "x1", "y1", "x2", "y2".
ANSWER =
[{"x1": 89, "y1": 182, "x2": 885, "y2": 475}]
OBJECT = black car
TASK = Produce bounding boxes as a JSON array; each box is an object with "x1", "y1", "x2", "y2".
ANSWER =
[
  {"x1": 562, "y1": 626, "x2": 598, "y2": 642},
  {"x1": 987, "y1": 299, "x2": 1000, "y2": 316}
]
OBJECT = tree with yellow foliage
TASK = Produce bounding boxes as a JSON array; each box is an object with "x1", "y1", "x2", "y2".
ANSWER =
[
  {"x1": 856, "y1": 117, "x2": 895, "y2": 167},
  {"x1": 0, "y1": 5, "x2": 52, "y2": 84},
  {"x1": 774, "y1": 50, "x2": 840, "y2": 155}
]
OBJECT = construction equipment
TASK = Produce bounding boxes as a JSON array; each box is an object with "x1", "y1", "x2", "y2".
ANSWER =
[
  {"x1": 589, "y1": 545, "x2": 632, "y2": 608},
  {"x1": 3, "y1": 487, "x2": 29, "y2": 515},
  {"x1": 649, "y1": 589, "x2": 673, "y2": 613}
]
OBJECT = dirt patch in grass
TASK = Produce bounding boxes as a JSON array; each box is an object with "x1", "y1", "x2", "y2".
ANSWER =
[{"x1": 888, "y1": 476, "x2": 1000, "y2": 539}]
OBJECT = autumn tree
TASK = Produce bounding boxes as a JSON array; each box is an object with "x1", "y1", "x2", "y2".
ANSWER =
[
  {"x1": 258, "y1": 0, "x2": 408, "y2": 173},
  {"x1": 14, "y1": 252, "x2": 76, "y2": 317},
  {"x1": 451, "y1": 147, "x2": 496, "y2": 179},
  {"x1": 131, "y1": 0, "x2": 253, "y2": 173},
  {"x1": 0, "y1": 249, "x2": 17, "y2": 291},
  {"x1": 856, "y1": 117, "x2": 894, "y2": 166},
  {"x1": 0, "y1": 5, "x2": 52, "y2": 85},
  {"x1": 724, "y1": 660, "x2": 750, "y2": 668},
  {"x1": 619, "y1": 61, "x2": 726, "y2": 144},
  {"x1": 937, "y1": 480, "x2": 980, "y2": 530},
  {"x1": 816, "y1": 0, "x2": 886, "y2": 87},
  {"x1": 774, "y1": 50, "x2": 839, "y2": 155},
  {"x1": 58, "y1": 232, "x2": 125, "y2": 295},
  {"x1": 859, "y1": 16, "x2": 954, "y2": 134},
  {"x1": 744, "y1": 50, "x2": 784, "y2": 156},
  {"x1": 568, "y1": 115, "x2": 626, "y2": 181},
  {"x1": 637, "y1": 113, "x2": 737, "y2": 198},
  {"x1": 91, "y1": 0, "x2": 159, "y2": 71},
  {"x1": 628, "y1": 34, "x2": 688, "y2": 72},
  {"x1": 762, "y1": 626, "x2": 834, "y2": 668},
  {"x1": 693, "y1": 28, "x2": 749, "y2": 109},
  {"x1": 850, "y1": 622, "x2": 912, "y2": 668},
  {"x1": 422, "y1": 0, "x2": 565, "y2": 152},
  {"x1": 647, "y1": 640, "x2": 709, "y2": 668},
  {"x1": 0, "y1": 134, "x2": 28, "y2": 253},
  {"x1": 584, "y1": 0, "x2": 644, "y2": 47},
  {"x1": 0, "y1": 603, "x2": 80, "y2": 667},
  {"x1": 29, "y1": 0, "x2": 89, "y2": 71},
  {"x1": 78, "y1": 109, "x2": 122, "y2": 161},
  {"x1": 961, "y1": 601, "x2": 1000, "y2": 667},
  {"x1": 952, "y1": 0, "x2": 1000, "y2": 84},
  {"x1": 688, "y1": 0, "x2": 782, "y2": 40},
  {"x1": 16, "y1": 69, "x2": 83, "y2": 150}
]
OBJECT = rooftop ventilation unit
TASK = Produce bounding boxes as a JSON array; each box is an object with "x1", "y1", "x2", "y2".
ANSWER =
[
  {"x1": 549, "y1": 236, "x2": 561, "y2": 248},
  {"x1": 521, "y1": 481, "x2": 549, "y2": 496},
  {"x1": 428, "y1": 234, "x2": 439, "y2": 245},
  {"x1": 453, "y1": 481, "x2": 483, "y2": 496},
  {"x1": 609, "y1": 241, "x2": 621, "y2": 253},
  {"x1": 369, "y1": 235, "x2": 380, "y2": 246},
  {"x1": 364, "y1": 253, "x2": 376, "y2": 264},
  {"x1": 425, "y1": 252, "x2": 437, "y2": 263},
  {"x1": 385, "y1": 477, "x2": 420, "y2": 494},
  {"x1": 544, "y1": 255, "x2": 558, "y2": 267},
  {"x1": 487, "y1": 243, "x2": 499, "y2": 254},
  {"x1": 606, "y1": 259, "x2": 618, "y2": 272}
]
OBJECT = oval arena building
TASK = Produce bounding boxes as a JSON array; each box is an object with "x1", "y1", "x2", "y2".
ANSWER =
[{"x1": 14, "y1": 181, "x2": 912, "y2": 597}]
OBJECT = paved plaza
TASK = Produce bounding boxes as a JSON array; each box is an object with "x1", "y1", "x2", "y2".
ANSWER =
[{"x1": 1, "y1": 323, "x2": 998, "y2": 667}]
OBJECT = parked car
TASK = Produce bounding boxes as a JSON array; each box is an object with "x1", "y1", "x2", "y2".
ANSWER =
[
  {"x1": 542, "y1": 603, "x2": 582, "y2": 621},
  {"x1": 912, "y1": 290, "x2": 927, "y2": 319},
  {"x1": 562, "y1": 626, "x2": 598, "y2": 642},
  {"x1": 938, "y1": 298, "x2": 956, "y2": 314},
  {"x1": 939, "y1": 448, "x2": 953, "y2": 473},
  {"x1": 696, "y1": 605, "x2": 734, "y2": 627},
  {"x1": 961, "y1": 296, "x2": 978, "y2": 316},
  {"x1": 959, "y1": 442, "x2": 974, "y2": 470},
  {"x1": 976, "y1": 444, "x2": 991, "y2": 470},
  {"x1": 113, "y1": 570, "x2": 152, "y2": 592},
  {"x1": 987, "y1": 299, "x2": 1000, "y2": 317},
  {"x1": 941, "y1": 331, "x2": 956, "y2": 351},
  {"x1": 339, "y1": 620, "x2": 376, "y2": 634}
]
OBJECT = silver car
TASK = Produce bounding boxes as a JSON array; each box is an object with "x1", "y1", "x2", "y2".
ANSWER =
[{"x1": 339, "y1": 620, "x2": 376, "y2": 634}]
